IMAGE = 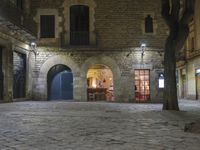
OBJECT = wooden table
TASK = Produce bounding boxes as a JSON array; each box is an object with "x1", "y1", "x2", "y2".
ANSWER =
[{"x1": 87, "y1": 88, "x2": 107, "y2": 101}]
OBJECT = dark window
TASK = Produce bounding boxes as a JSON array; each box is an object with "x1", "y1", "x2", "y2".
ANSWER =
[
  {"x1": 70, "y1": 5, "x2": 89, "y2": 45},
  {"x1": 40, "y1": 15, "x2": 55, "y2": 38},
  {"x1": 191, "y1": 37, "x2": 195, "y2": 51},
  {"x1": 145, "y1": 15, "x2": 153, "y2": 33}
]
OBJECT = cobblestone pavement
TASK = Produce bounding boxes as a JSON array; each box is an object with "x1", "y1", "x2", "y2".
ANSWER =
[{"x1": 0, "y1": 100, "x2": 200, "y2": 150}]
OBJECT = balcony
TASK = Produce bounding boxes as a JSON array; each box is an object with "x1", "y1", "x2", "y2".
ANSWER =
[
  {"x1": 70, "y1": 31, "x2": 89, "y2": 45},
  {"x1": 0, "y1": 0, "x2": 37, "y2": 39}
]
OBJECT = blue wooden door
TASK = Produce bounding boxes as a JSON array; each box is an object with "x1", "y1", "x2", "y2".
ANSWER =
[
  {"x1": 50, "y1": 71, "x2": 73, "y2": 100},
  {"x1": 61, "y1": 72, "x2": 73, "y2": 99}
]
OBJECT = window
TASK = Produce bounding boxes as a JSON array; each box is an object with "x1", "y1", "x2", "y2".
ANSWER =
[
  {"x1": 158, "y1": 73, "x2": 164, "y2": 88},
  {"x1": 70, "y1": 5, "x2": 89, "y2": 45},
  {"x1": 145, "y1": 15, "x2": 153, "y2": 33},
  {"x1": 191, "y1": 37, "x2": 195, "y2": 51},
  {"x1": 40, "y1": 15, "x2": 55, "y2": 38}
]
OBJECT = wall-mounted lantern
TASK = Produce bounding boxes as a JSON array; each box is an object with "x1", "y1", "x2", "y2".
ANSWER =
[
  {"x1": 30, "y1": 42, "x2": 38, "y2": 55},
  {"x1": 141, "y1": 43, "x2": 146, "y2": 57}
]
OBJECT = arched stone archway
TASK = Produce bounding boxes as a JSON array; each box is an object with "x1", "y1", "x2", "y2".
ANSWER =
[
  {"x1": 34, "y1": 55, "x2": 80, "y2": 100},
  {"x1": 80, "y1": 55, "x2": 122, "y2": 101}
]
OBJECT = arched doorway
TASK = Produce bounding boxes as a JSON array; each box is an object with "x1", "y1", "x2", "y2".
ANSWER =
[
  {"x1": 87, "y1": 64, "x2": 114, "y2": 101},
  {"x1": 47, "y1": 65, "x2": 73, "y2": 100}
]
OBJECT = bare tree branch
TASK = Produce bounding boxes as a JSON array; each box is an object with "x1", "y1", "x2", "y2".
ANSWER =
[
  {"x1": 161, "y1": 0, "x2": 171, "y2": 26},
  {"x1": 175, "y1": 25, "x2": 189, "y2": 51},
  {"x1": 180, "y1": 0, "x2": 195, "y2": 25},
  {"x1": 171, "y1": 0, "x2": 180, "y2": 21},
  {"x1": 161, "y1": 0, "x2": 195, "y2": 110},
  {"x1": 175, "y1": 0, "x2": 195, "y2": 50}
]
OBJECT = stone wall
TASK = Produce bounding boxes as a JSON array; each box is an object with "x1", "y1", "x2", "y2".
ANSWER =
[
  {"x1": 32, "y1": 47, "x2": 164, "y2": 102},
  {"x1": 30, "y1": 0, "x2": 168, "y2": 48},
  {"x1": 177, "y1": 1, "x2": 200, "y2": 100},
  {"x1": 29, "y1": 0, "x2": 167, "y2": 102}
]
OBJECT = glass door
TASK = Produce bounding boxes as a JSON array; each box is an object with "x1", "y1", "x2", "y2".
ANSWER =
[{"x1": 134, "y1": 70, "x2": 150, "y2": 102}]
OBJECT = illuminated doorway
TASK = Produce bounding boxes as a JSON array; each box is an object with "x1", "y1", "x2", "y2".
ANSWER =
[
  {"x1": 87, "y1": 64, "x2": 114, "y2": 101},
  {"x1": 134, "y1": 69, "x2": 150, "y2": 102}
]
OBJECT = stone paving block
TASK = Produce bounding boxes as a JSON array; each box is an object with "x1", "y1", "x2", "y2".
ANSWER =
[{"x1": 0, "y1": 100, "x2": 200, "y2": 149}]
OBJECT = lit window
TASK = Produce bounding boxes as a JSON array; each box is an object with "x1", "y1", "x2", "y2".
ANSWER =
[{"x1": 158, "y1": 73, "x2": 164, "y2": 88}]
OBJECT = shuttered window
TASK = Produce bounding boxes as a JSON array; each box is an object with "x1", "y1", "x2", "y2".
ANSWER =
[{"x1": 40, "y1": 15, "x2": 55, "y2": 38}]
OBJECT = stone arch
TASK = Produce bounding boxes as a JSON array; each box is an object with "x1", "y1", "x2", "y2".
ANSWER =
[
  {"x1": 80, "y1": 55, "x2": 122, "y2": 101},
  {"x1": 35, "y1": 55, "x2": 80, "y2": 100},
  {"x1": 62, "y1": 0, "x2": 96, "y2": 45}
]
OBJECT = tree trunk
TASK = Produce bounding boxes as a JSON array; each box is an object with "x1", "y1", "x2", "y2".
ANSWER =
[
  {"x1": 161, "y1": 0, "x2": 194, "y2": 110},
  {"x1": 163, "y1": 37, "x2": 179, "y2": 110}
]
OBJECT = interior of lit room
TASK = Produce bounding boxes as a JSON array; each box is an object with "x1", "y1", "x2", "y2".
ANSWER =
[
  {"x1": 134, "y1": 69, "x2": 150, "y2": 102},
  {"x1": 87, "y1": 64, "x2": 114, "y2": 101}
]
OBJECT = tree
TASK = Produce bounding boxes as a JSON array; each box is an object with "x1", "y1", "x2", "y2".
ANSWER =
[{"x1": 161, "y1": 0, "x2": 195, "y2": 110}]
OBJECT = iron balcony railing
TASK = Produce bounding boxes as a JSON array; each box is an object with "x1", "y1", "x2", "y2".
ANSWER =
[
  {"x1": 70, "y1": 31, "x2": 89, "y2": 45},
  {"x1": 0, "y1": 0, "x2": 37, "y2": 36}
]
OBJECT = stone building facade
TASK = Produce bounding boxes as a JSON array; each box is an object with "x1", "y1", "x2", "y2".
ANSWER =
[
  {"x1": 177, "y1": 1, "x2": 200, "y2": 100},
  {"x1": 0, "y1": 0, "x2": 36, "y2": 102},
  {"x1": 0, "y1": 0, "x2": 168, "y2": 103}
]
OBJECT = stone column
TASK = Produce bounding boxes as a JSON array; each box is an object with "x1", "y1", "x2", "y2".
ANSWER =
[
  {"x1": 73, "y1": 72, "x2": 87, "y2": 101},
  {"x1": 3, "y1": 44, "x2": 13, "y2": 102},
  {"x1": 27, "y1": 51, "x2": 35, "y2": 99},
  {"x1": 116, "y1": 70, "x2": 134, "y2": 102}
]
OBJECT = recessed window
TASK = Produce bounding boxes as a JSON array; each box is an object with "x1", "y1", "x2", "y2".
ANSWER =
[
  {"x1": 191, "y1": 37, "x2": 195, "y2": 51},
  {"x1": 70, "y1": 5, "x2": 89, "y2": 45},
  {"x1": 40, "y1": 15, "x2": 55, "y2": 38},
  {"x1": 145, "y1": 15, "x2": 153, "y2": 33}
]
